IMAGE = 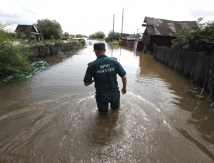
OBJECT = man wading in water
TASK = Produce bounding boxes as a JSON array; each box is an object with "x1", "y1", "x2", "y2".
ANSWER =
[{"x1": 83, "y1": 43, "x2": 127, "y2": 113}]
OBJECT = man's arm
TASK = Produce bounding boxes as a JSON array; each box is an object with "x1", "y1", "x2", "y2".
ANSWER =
[
  {"x1": 121, "y1": 75, "x2": 127, "y2": 94},
  {"x1": 84, "y1": 79, "x2": 94, "y2": 86},
  {"x1": 83, "y1": 65, "x2": 94, "y2": 86}
]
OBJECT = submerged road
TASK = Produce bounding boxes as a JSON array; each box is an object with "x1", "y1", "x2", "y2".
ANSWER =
[{"x1": 0, "y1": 40, "x2": 214, "y2": 162}]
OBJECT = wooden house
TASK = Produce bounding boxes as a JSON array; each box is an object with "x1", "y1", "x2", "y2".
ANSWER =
[
  {"x1": 15, "y1": 25, "x2": 43, "y2": 42},
  {"x1": 121, "y1": 33, "x2": 136, "y2": 41},
  {"x1": 120, "y1": 33, "x2": 143, "y2": 50},
  {"x1": 141, "y1": 17, "x2": 197, "y2": 53}
]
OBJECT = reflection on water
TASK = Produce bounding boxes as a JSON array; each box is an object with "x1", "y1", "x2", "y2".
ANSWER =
[
  {"x1": 0, "y1": 40, "x2": 214, "y2": 162},
  {"x1": 88, "y1": 111, "x2": 120, "y2": 145},
  {"x1": 1, "y1": 92, "x2": 213, "y2": 162}
]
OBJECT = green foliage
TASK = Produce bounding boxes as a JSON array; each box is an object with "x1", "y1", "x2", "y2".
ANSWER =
[
  {"x1": 110, "y1": 40, "x2": 122, "y2": 47},
  {"x1": 143, "y1": 46, "x2": 150, "y2": 54},
  {"x1": 0, "y1": 22, "x2": 31, "y2": 79},
  {"x1": 69, "y1": 34, "x2": 75, "y2": 38},
  {"x1": 171, "y1": 18, "x2": 214, "y2": 52},
  {"x1": 105, "y1": 31, "x2": 121, "y2": 42},
  {"x1": 110, "y1": 41, "x2": 120, "y2": 46},
  {"x1": 64, "y1": 32, "x2": 69, "y2": 37},
  {"x1": 34, "y1": 19, "x2": 63, "y2": 39},
  {"x1": 2, "y1": 61, "x2": 49, "y2": 84},
  {"x1": 51, "y1": 35, "x2": 55, "y2": 42},
  {"x1": 75, "y1": 34, "x2": 87, "y2": 38},
  {"x1": 89, "y1": 31, "x2": 105, "y2": 39}
]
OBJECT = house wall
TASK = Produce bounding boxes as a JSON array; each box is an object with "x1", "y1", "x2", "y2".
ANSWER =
[
  {"x1": 19, "y1": 33, "x2": 43, "y2": 41},
  {"x1": 143, "y1": 35, "x2": 175, "y2": 53},
  {"x1": 30, "y1": 33, "x2": 36, "y2": 39},
  {"x1": 137, "y1": 41, "x2": 144, "y2": 51},
  {"x1": 151, "y1": 35, "x2": 174, "y2": 47},
  {"x1": 142, "y1": 34, "x2": 150, "y2": 45},
  {"x1": 20, "y1": 33, "x2": 27, "y2": 38}
]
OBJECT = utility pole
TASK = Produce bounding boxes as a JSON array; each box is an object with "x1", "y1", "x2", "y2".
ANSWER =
[
  {"x1": 112, "y1": 14, "x2": 115, "y2": 41},
  {"x1": 121, "y1": 8, "x2": 124, "y2": 38}
]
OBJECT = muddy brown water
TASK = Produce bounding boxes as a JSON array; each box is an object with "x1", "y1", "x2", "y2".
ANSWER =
[{"x1": 0, "y1": 40, "x2": 214, "y2": 162}]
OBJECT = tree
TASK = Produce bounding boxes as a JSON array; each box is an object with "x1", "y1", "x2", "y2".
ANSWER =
[
  {"x1": 171, "y1": 18, "x2": 214, "y2": 53},
  {"x1": 0, "y1": 22, "x2": 30, "y2": 79},
  {"x1": 105, "y1": 31, "x2": 121, "y2": 42},
  {"x1": 64, "y1": 32, "x2": 69, "y2": 37},
  {"x1": 75, "y1": 34, "x2": 87, "y2": 38},
  {"x1": 34, "y1": 19, "x2": 63, "y2": 39},
  {"x1": 70, "y1": 34, "x2": 75, "y2": 38},
  {"x1": 89, "y1": 31, "x2": 105, "y2": 39}
]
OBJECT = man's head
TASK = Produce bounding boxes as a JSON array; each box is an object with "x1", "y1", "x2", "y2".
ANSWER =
[
  {"x1": 93, "y1": 43, "x2": 106, "y2": 56},
  {"x1": 94, "y1": 43, "x2": 105, "y2": 51}
]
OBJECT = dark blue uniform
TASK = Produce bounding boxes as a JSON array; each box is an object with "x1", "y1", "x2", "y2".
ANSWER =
[{"x1": 84, "y1": 54, "x2": 126, "y2": 112}]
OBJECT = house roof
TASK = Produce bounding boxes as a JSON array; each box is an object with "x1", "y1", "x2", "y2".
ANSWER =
[
  {"x1": 15, "y1": 25, "x2": 38, "y2": 33},
  {"x1": 142, "y1": 17, "x2": 197, "y2": 36}
]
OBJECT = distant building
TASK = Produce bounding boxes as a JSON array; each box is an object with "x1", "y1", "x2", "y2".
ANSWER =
[
  {"x1": 120, "y1": 33, "x2": 143, "y2": 50},
  {"x1": 121, "y1": 33, "x2": 135, "y2": 41},
  {"x1": 142, "y1": 17, "x2": 197, "y2": 53},
  {"x1": 15, "y1": 25, "x2": 43, "y2": 41}
]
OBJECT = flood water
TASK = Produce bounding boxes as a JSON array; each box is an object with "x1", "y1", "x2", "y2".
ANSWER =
[{"x1": 0, "y1": 40, "x2": 214, "y2": 162}]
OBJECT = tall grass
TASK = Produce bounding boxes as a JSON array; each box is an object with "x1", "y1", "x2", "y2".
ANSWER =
[{"x1": 0, "y1": 23, "x2": 31, "y2": 79}]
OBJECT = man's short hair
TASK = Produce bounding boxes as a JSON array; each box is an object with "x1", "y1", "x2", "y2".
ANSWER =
[{"x1": 94, "y1": 43, "x2": 105, "y2": 51}]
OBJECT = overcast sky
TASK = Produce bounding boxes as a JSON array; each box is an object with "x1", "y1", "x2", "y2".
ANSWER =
[{"x1": 1, "y1": 0, "x2": 214, "y2": 36}]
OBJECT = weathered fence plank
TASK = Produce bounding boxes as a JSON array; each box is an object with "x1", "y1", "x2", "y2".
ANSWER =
[
  {"x1": 208, "y1": 58, "x2": 214, "y2": 94},
  {"x1": 153, "y1": 46, "x2": 214, "y2": 94},
  {"x1": 24, "y1": 41, "x2": 85, "y2": 58}
]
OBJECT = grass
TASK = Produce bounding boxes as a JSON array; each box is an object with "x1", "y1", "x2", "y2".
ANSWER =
[{"x1": 109, "y1": 40, "x2": 122, "y2": 48}]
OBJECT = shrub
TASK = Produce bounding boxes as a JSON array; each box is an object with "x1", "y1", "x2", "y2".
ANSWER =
[
  {"x1": 105, "y1": 31, "x2": 121, "y2": 42},
  {"x1": 171, "y1": 18, "x2": 214, "y2": 53},
  {"x1": 89, "y1": 31, "x2": 105, "y2": 39},
  {"x1": 34, "y1": 19, "x2": 63, "y2": 39},
  {"x1": 0, "y1": 22, "x2": 31, "y2": 79}
]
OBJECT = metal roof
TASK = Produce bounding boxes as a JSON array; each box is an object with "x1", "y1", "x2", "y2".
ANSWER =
[
  {"x1": 15, "y1": 25, "x2": 38, "y2": 33},
  {"x1": 142, "y1": 17, "x2": 197, "y2": 36}
]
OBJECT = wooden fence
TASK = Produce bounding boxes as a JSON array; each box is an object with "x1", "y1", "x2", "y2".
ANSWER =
[
  {"x1": 120, "y1": 40, "x2": 134, "y2": 48},
  {"x1": 24, "y1": 40, "x2": 85, "y2": 58},
  {"x1": 153, "y1": 46, "x2": 214, "y2": 93}
]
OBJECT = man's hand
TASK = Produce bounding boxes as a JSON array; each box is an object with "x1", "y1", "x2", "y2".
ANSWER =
[
  {"x1": 121, "y1": 88, "x2": 127, "y2": 95},
  {"x1": 121, "y1": 75, "x2": 127, "y2": 94},
  {"x1": 84, "y1": 79, "x2": 94, "y2": 86}
]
